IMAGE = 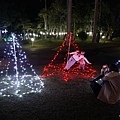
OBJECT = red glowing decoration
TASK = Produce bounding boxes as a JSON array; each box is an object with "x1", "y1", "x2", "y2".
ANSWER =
[{"x1": 41, "y1": 32, "x2": 96, "y2": 81}]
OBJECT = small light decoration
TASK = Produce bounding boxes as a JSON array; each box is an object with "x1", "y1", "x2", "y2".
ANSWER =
[
  {"x1": 42, "y1": 32, "x2": 96, "y2": 81},
  {"x1": 115, "y1": 60, "x2": 120, "y2": 71},
  {"x1": 0, "y1": 33, "x2": 44, "y2": 97}
]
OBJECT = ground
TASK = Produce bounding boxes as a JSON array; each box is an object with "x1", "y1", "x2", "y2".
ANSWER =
[{"x1": 0, "y1": 44, "x2": 120, "y2": 120}]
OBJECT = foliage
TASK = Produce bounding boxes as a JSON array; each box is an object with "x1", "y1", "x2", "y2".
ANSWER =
[{"x1": 0, "y1": 0, "x2": 120, "y2": 40}]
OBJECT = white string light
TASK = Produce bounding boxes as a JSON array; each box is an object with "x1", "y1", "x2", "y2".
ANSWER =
[{"x1": 0, "y1": 33, "x2": 44, "y2": 97}]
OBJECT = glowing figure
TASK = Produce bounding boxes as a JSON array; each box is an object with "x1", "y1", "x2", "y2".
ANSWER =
[
  {"x1": 64, "y1": 50, "x2": 80, "y2": 70},
  {"x1": 78, "y1": 51, "x2": 92, "y2": 71}
]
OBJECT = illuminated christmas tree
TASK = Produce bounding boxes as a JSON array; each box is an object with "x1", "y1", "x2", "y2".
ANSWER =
[
  {"x1": 0, "y1": 33, "x2": 44, "y2": 97},
  {"x1": 42, "y1": 32, "x2": 96, "y2": 81}
]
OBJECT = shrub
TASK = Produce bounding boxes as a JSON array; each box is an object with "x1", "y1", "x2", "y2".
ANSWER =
[
  {"x1": 78, "y1": 31, "x2": 88, "y2": 41},
  {"x1": 21, "y1": 40, "x2": 29, "y2": 45}
]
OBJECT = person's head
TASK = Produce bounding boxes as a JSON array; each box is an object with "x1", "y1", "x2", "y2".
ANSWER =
[
  {"x1": 80, "y1": 51, "x2": 85, "y2": 55},
  {"x1": 108, "y1": 63, "x2": 119, "y2": 72},
  {"x1": 76, "y1": 50, "x2": 80, "y2": 53}
]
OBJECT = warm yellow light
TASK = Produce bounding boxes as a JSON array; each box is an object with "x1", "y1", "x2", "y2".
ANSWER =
[{"x1": 31, "y1": 38, "x2": 35, "y2": 41}]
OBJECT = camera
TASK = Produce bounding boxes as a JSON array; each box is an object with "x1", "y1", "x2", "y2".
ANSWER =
[
  {"x1": 95, "y1": 79, "x2": 103, "y2": 86},
  {"x1": 92, "y1": 75, "x2": 104, "y2": 86}
]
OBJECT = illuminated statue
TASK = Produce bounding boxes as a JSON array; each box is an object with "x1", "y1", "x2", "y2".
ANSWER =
[
  {"x1": 78, "y1": 51, "x2": 92, "y2": 71},
  {"x1": 64, "y1": 50, "x2": 80, "y2": 71}
]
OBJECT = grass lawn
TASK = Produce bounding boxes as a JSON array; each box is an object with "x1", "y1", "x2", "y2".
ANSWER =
[
  {"x1": 0, "y1": 37, "x2": 120, "y2": 120},
  {"x1": 23, "y1": 37, "x2": 120, "y2": 48},
  {"x1": 23, "y1": 37, "x2": 120, "y2": 57}
]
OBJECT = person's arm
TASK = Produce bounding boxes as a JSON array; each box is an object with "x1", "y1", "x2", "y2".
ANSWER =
[
  {"x1": 84, "y1": 57, "x2": 91, "y2": 64},
  {"x1": 102, "y1": 73, "x2": 110, "y2": 80},
  {"x1": 69, "y1": 51, "x2": 76, "y2": 55}
]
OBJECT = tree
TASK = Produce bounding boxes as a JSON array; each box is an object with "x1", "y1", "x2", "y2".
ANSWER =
[
  {"x1": 16, "y1": 18, "x2": 32, "y2": 40},
  {"x1": 38, "y1": 8, "x2": 48, "y2": 39},
  {"x1": 92, "y1": 0, "x2": 101, "y2": 43},
  {"x1": 38, "y1": 0, "x2": 67, "y2": 39},
  {"x1": 67, "y1": 0, "x2": 72, "y2": 33}
]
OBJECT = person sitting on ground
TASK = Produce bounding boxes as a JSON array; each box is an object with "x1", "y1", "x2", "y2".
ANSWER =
[
  {"x1": 90, "y1": 63, "x2": 120, "y2": 104},
  {"x1": 64, "y1": 50, "x2": 80, "y2": 71},
  {"x1": 90, "y1": 64, "x2": 109, "y2": 96},
  {"x1": 78, "y1": 51, "x2": 91, "y2": 71}
]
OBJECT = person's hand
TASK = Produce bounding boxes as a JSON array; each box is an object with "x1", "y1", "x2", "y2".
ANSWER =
[
  {"x1": 101, "y1": 66, "x2": 109, "y2": 75},
  {"x1": 102, "y1": 65, "x2": 108, "y2": 69},
  {"x1": 101, "y1": 68, "x2": 104, "y2": 75}
]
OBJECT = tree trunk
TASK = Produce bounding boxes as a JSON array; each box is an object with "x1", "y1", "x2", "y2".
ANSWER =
[
  {"x1": 67, "y1": 0, "x2": 72, "y2": 33},
  {"x1": 92, "y1": 0, "x2": 101, "y2": 43},
  {"x1": 44, "y1": 0, "x2": 47, "y2": 39}
]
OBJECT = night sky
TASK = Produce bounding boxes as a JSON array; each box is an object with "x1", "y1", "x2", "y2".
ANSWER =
[
  {"x1": 21, "y1": 0, "x2": 120, "y2": 21},
  {"x1": 0, "y1": 0, "x2": 119, "y2": 23},
  {"x1": 23, "y1": 0, "x2": 54, "y2": 21},
  {"x1": 0, "y1": 0, "x2": 54, "y2": 22},
  {"x1": 24, "y1": 0, "x2": 44, "y2": 20}
]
